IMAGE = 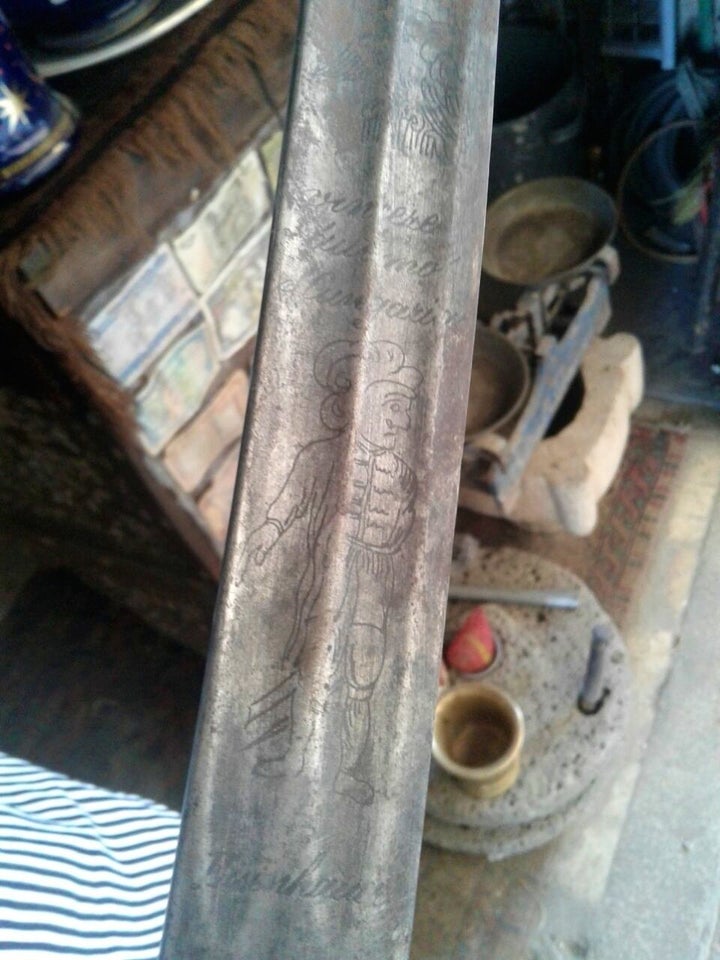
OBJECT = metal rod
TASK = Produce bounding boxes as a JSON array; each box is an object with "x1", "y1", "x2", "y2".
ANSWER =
[
  {"x1": 578, "y1": 622, "x2": 612, "y2": 714},
  {"x1": 160, "y1": 1, "x2": 499, "y2": 958},
  {"x1": 448, "y1": 585, "x2": 579, "y2": 610}
]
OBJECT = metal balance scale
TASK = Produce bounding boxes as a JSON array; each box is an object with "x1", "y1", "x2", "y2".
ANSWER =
[{"x1": 462, "y1": 176, "x2": 620, "y2": 519}]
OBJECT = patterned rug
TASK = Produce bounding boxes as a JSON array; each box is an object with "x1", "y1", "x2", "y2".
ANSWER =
[{"x1": 456, "y1": 422, "x2": 688, "y2": 629}]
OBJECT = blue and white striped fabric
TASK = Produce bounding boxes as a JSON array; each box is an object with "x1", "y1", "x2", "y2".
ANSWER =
[{"x1": 0, "y1": 752, "x2": 180, "y2": 959}]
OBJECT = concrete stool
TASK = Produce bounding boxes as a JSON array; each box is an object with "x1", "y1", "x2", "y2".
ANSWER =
[
  {"x1": 425, "y1": 537, "x2": 632, "y2": 860},
  {"x1": 460, "y1": 333, "x2": 644, "y2": 535}
]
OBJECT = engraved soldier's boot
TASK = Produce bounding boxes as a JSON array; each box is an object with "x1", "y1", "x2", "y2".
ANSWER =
[
  {"x1": 334, "y1": 692, "x2": 374, "y2": 806},
  {"x1": 247, "y1": 671, "x2": 306, "y2": 778}
]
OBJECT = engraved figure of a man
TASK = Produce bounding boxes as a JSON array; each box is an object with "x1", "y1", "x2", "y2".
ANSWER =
[{"x1": 244, "y1": 340, "x2": 421, "y2": 805}]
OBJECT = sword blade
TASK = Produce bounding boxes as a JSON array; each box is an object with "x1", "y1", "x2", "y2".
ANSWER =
[{"x1": 161, "y1": 1, "x2": 499, "y2": 957}]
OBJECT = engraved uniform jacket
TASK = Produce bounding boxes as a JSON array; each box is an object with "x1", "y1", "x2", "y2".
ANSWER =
[{"x1": 264, "y1": 433, "x2": 417, "y2": 664}]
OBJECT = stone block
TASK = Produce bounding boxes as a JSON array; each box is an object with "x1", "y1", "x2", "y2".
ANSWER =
[
  {"x1": 424, "y1": 537, "x2": 632, "y2": 860},
  {"x1": 459, "y1": 333, "x2": 644, "y2": 535}
]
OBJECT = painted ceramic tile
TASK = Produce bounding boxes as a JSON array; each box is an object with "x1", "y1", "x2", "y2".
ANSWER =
[
  {"x1": 260, "y1": 128, "x2": 283, "y2": 190},
  {"x1": 173, "y1": 150, "x2": 270, "y2": 293},
  {"x1": 198, "y1": 441, "x2": 242, "y2": 551},
  {"x1": 206, "y1": 221, "x2": 270, "y2": 359},
  {"x1": 87, "y1": 245, "x2": 197, "y2": 386},
  {"x1": 163, "y1": 369, "x2": 250, "y2": 493},
  {"x1": 136, "y1": 321, "x2": 219, "y2": 454}
]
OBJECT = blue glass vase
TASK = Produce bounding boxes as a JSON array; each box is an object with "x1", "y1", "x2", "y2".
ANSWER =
[{"x1": 0, "y1": 10, "x2": 78, "y2": 194}]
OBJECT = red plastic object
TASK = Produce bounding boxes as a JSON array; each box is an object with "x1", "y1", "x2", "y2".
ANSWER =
[{"x1": 445, "y1": 606, "x2": 497, "y2": 674}]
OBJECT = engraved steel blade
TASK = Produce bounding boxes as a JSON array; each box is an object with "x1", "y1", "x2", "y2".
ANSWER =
[{"x1": 160, "y1": 1, "x2": 499, "y2": 958}]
